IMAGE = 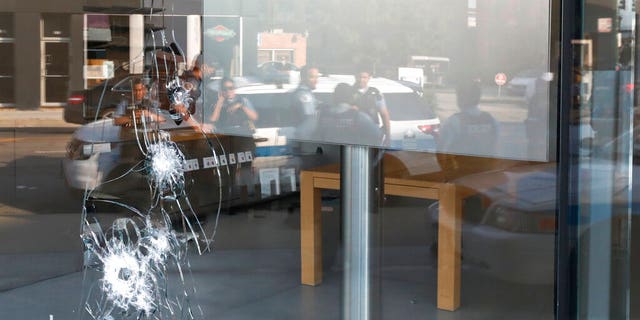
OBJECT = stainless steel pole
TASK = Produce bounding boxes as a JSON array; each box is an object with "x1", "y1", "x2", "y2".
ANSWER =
[{"x1": 341, "y1": 145, "x2": 382, "y2": 320}]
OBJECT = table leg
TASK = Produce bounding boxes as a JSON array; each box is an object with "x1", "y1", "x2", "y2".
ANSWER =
[
  {"x1": 301, "y1": 171, "x2": 323, "y2": 285},
  {"x1": 437, "y1": 183, "x2": 462, "y2": 311}
]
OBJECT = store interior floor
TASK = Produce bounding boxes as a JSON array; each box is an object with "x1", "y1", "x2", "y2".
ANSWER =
[{"x1": 0, "y1": 194, "x2": 554, "y2": 319}]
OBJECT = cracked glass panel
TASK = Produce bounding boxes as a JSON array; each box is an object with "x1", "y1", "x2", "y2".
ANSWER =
[{"x1": 75, "y1": 7, "x2": 233, "y2": 320}]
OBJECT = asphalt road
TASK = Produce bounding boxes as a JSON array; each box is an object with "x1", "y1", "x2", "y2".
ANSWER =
[
  {"x1": 0, "y1": 128, "x2": 77, "y2": 215},
  {"x1": 0, "y1": 128, "x2": 86, "y2": 290}
]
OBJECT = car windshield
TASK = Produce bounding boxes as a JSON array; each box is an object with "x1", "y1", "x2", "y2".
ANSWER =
[{"x1": 111, "y1": 77, "x2": 133, "y2": 91}]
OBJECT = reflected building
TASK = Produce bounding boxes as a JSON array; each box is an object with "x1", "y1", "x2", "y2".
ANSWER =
[{"x1": 0, "y1": 0, "x2": 308, "y2": 110}]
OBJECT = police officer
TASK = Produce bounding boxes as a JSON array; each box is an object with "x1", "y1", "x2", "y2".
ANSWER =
[
  {"x1": 316, "y1": 83, "x2": 383, "y2": 146},
  {"x1": 352, "y1": 68, "x2": 391, "y2": 146},
  {"x1": 437, "y1": 78, "x2": 499, "y2": 176},
  {"x1": 290, "y1": 65, "x2": 320, "y2": 142},
  {"x1": 183, "y1": 56, "x2": 217, "y2": 112},
  {"x1": 210, "y1": 77, "x2": 258, "y2": 136},
  {"x1": 113, "y1": 78, "x2": 160, "y2": 127}
]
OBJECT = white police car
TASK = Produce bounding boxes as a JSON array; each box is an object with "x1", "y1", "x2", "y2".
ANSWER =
[{"x1": 231, "y1": 75, "x2": 440, "y2": 156}]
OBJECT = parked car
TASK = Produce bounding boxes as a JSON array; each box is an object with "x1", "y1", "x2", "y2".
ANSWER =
[
  {"x1": 63, "y1": 110, "x2": 257, "y2": 215},
  {"x1": 180, "y1": 75, "x2": 441, "y2": 200},
  {"x1": 256, "y1": 61, "x2": 300, "y2": 84},
  {"x1": 206, "y1": 75, "x2": 441, "y2": 155},
  {"x1": 427, "y1": 155, "x2": 637, "y2": 285},
  {"x1": 64, "y1": 75, "x2": 147, "y2": 124},
  {"x1": 319, "y1": 76, "x2": 439, "y2": 151},
  {"x1": 63, "y1": 107, "x2": 337, "y2": 214},
  {"x1": 505, "y1": 69, "x2": 541, "y2": 98},
  {"x1": 428, "y1": 162, "x2": 556, "y2": 285}
]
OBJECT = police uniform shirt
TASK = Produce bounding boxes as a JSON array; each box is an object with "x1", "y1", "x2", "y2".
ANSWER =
[
  {"x1": 316, "y1": 102, "x2": 383, "y2": 145},
  {"x1": 217, "y1": 96, "x2": 256, "y2": 131},
  {"x1": 353, "y1": 86, "x2": 387, "y2": 124},
  {"x1": 115, "y1": 98, "x2": 159, "y2": 117},
  {"x1": 290, "y1": 84, "x2": 319, "y2": 141},
  {"x1": 437, "y1": 105, "x2": 498, "y2": 156},
  {"x1": 292, "y1": 85, "x2": 318, "y2": 119}
]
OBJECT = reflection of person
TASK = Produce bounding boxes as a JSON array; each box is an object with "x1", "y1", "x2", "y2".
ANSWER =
[
  {"x1": 437, "y1": 78, "x2": 498, "y2": 175},
  {"x1": 352, "y1": 68, "x2": 391, "y2": 145},
  {"x1": 209, "y1": 77, "x2": 258, "y2": 136},
  {"x1": 114, "y1": 78, "x2": 161, "y2": 127},
  {"x1": 316, "y1": 83, "x2": 383, "y2": 145},
  {"x1": 290, "y1": 65, "x2": 320, "y2": 141},
  {"x1": 208, "y1": 78, "x2": 257, "y2": 202},
  {"x1": 183, "y1": 57, "x2": 216, "y2": 104}
]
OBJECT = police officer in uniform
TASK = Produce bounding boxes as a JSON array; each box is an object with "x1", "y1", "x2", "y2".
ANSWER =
[
  {"x1": 352, "y1": 68, "x2": 391, "y2": 146},
  {"x1": 290, "y1": 65, "x2": 320, "y2": 142},
  {"x1": 114, "y1": 78, "x2": 161, "y2": 127},
  {"x1": 209, "y1": 77, "x2": 259, "y2": 201},
  {"x1": 437, "y1": 78, "x2": 499, "y2": 177},
  {"x1": 316, "y1": 83, "x2": 383, "y2": 146},
  {"x1": 210, "y1": 77, "x2": 258, "y2": 137}
]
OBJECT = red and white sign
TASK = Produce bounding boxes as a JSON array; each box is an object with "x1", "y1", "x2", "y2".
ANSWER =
[
  {"x1": 598, "y1": 18, "x2": 612, "y2": 33},
  {"x1": 204, "y1": 25, "x2": 237, "y2": 42},
  {"x1": 494, "y1": 73, "x2": 507, "y2": 86}
]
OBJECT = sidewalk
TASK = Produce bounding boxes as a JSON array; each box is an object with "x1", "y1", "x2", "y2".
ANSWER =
[{"x1": 0, "y1": 108, "x2": 79, "y2": 129}]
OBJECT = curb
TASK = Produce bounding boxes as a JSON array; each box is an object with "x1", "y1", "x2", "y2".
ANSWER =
[
  {"x1": 0, "y1": 109, "x2": 80, "y2": 130},
  {"x1": 0, "y1": 121, "x2": 79, "y2": 128}
]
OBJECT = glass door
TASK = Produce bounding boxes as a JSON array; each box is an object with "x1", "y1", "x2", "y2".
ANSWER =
[
  {"x1": 42, "y1": 42, "x2": 69, "y2": 105},
  {"x1": 558, "y1": 0, "x2": 639, "y2": 318},
  {"x1": 41, "y1": 14, "x2": 70, "y2": 106},
  {"x1": 0, "y1": 13, "x2": 14, "y2": 106}
]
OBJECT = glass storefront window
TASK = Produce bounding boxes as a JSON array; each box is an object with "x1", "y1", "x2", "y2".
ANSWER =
[
  {"x1": 0, "y1": 13, "x2": 14, "y2": 39},
  {"x1": 42, "y1": 13, "x2": 70, "y2": 39},
  {"x1": 1, "y1": 0, "x2": 639, "y2": 319}
]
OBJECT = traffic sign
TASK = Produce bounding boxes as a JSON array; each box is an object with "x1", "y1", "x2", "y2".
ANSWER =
[{"x1": 494, "y1": 73, "x2": 507, "y2": 86}]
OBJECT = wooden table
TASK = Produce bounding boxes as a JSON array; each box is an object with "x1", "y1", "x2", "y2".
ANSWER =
[{"x1": 299, "y1": 162, "x2": 476, "y2": 311}]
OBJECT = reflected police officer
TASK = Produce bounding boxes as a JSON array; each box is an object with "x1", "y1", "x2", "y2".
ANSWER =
[
  {"x1": 290, "y1": 65, "x2": 320, "y2": 141},
  {"x1": 437, "y1": 78, "x2": 499, "y2": 175},
  {"x1": 210, "y1": 77, "x2": 258, "y2": 136},
  {"x1": 352, "y1": 68, "x2": 391, "y2": 145},
  {"x1": 316, "y1": 83, "x2": 383, "y2": 145},
  {"x1": 114, "y1": 78, "x2": 160, "y2": 127}
]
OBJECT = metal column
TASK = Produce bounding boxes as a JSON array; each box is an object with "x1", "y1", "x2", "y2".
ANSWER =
[{"x1": 341, "y1": 145, "x2": 382, "y2": 320}]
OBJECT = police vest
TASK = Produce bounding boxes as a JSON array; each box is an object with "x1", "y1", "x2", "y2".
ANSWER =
[
  {"x1": 316, "y1": 106, "x2": 382, "y2": 145},
  {"x1": 353, "y1": 87, "x2": 382, "y2": 125},
  {"x1": 454, "y1": 111, "x2": 497, "y2": 144},
  {"x1": 217, "y1": 97, "x2": 254, "y2": 135}
]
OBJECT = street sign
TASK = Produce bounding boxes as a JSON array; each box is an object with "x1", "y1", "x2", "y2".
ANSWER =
[{"x1": 494, "y1": 73, "x2": 507, "y2": 86}]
